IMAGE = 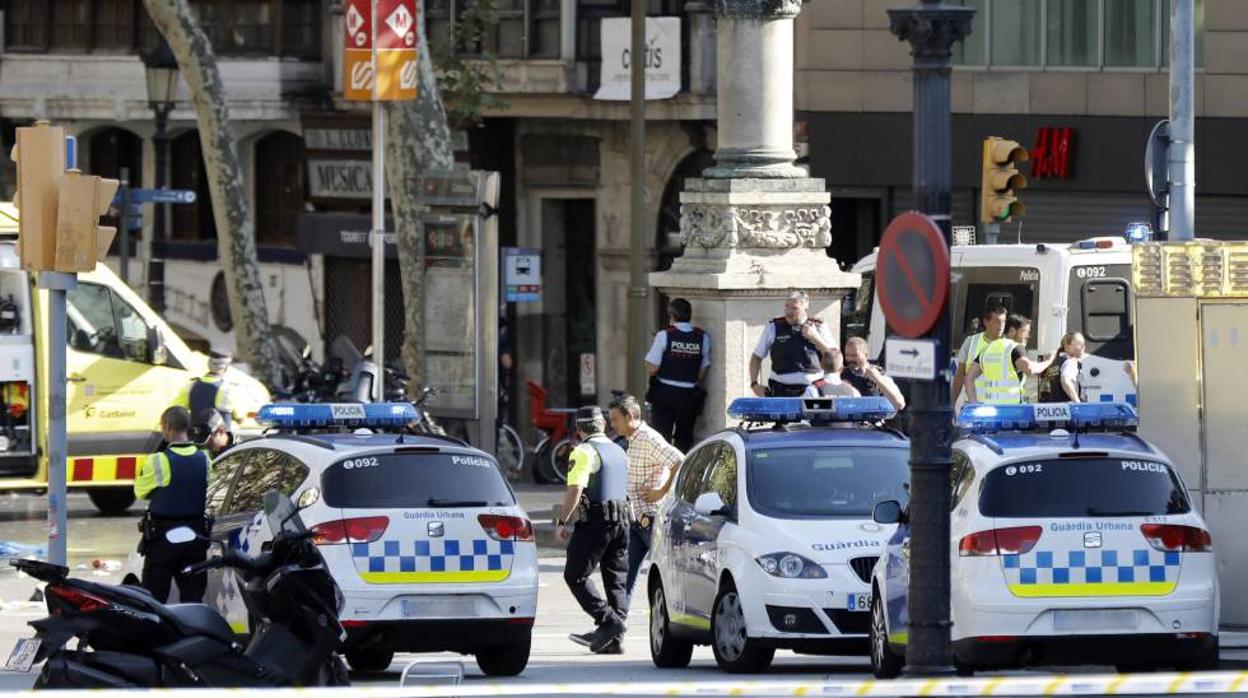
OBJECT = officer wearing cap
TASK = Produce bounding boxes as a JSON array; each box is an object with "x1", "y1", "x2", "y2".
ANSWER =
[
  {"x1": 556, "y1": 406, "x2": 630, "y2": 655},
  {"x1": 176, "y1": 347, "x2": 236, "y2": 429},
  {"x1": 191, "y1": 408, "x2": 234, "y2": 459},
  {"x1": 134, "y1": 406, "x2": 212, "y2": 603}
]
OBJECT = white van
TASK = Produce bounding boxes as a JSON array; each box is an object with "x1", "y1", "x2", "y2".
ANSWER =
[{"x1": 844, "y1": 237, "x2": 1137, "y2": 406}]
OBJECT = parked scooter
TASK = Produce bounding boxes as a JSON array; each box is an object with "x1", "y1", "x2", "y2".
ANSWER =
[{"x1": 12, "y1": 490, "x2": 349, "y2": 688}]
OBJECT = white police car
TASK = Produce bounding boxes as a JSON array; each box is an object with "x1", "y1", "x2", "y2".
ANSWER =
[
  {"x1": 131, "y1": 403, "x2": 538, "y2": 676},
  {"x1": 869, "y1": 402, "x2": 1218, "y2": 677},
  {"x1": 647, "y1": 397, "x2": 911, "y2": 674}
]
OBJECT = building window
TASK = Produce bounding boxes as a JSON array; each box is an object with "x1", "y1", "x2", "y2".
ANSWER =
[
  {"x1": 170, "y1": 130, "x2": 217, "y2": 242},
  {"x1": 428, "y1": 0, "x2": 560, "y2": 58},
  {"x1": 4, "y1": 0, "x2": 319, "y2": 58},
  {"x1": 952, "y1": 0, "x2": 1202, "y2": 69},
  {"x1": 253, "y1": 131, "x2": 306, "y2": 247}
]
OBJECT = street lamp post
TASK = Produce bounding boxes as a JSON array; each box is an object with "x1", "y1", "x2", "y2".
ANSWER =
[
  {"x1": 888, "y1": 0, "x2": 974, "y2": 677},
  {"x1": 142, "y1": 38, "x2": 179, "y2": 313}
]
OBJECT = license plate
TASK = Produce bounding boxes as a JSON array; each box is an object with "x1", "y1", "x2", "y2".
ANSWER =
[
  {"x1": 401, "y1": 596, "x2": 478, "y2": 618},
  {"x1": 5, "y1": 638, "x2": 40, "y2": 673},
  {"x1": 1053, "y1": 609, "x2": 1139, "y2": 632},
  {"x1": 846, "y1": 593, "x2": 870, "y2": 612}
]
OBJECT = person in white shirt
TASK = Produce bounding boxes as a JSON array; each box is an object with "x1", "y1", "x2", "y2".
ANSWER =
[
  {"x1": 818, "y1": 348, "x2": 861, "y2": 398},
  {"x1": 748, "y1": 291, "x2": 837, "y2": 398},
  {"x1": 643, "y1": 298, "x2": 710, "y2": 452}
]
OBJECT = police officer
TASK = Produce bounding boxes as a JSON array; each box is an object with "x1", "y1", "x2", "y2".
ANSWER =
[
  {"x1": 192, "y1": 407, "x2": 233, "y2": 459},
  {"x1": 964, "y1": 315, "x2": 1052, "y2": 404},
  {"x1": 556, "y1": 406, "x2": 630, "y2": 655},
  {"x1": 134, "y1": 406, "x2": 212, "y2": 603},
  {"x1": 749, "y1": 291, "x2": 837, "y2": 397},
  {"x1": 951, "y1": 305, "x2": 1007, "y2": 406},
  {"x1": 176, "y1": 348, "x2": 236, "y2": 429},
  {"x1": 644, "y1": 298, "x2": 710, "y2": 452}
]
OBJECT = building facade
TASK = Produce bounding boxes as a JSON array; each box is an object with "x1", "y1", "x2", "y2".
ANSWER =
[
  {"x1": 795, "y1": 0, "x2": 1247, "y2": 265},
  {"x1": 0, "y1": 0, "x2": 718, "y2": 421}
]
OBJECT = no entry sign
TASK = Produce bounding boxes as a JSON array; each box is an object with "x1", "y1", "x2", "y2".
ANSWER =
[{"x1": 876, "y1": 211, "x2": 950, "y2": 339}]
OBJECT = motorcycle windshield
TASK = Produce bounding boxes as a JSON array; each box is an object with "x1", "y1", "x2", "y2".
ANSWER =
[{"x1": 263, "y1": 490, "x2": 308, "y2": 536}]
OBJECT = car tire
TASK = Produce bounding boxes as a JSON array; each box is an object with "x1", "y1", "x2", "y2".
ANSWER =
[
  {"x1": 532, "y1": 442, "x2": 554, "y2": 484},
  {"x1": 870, "y1": 594, "x2": 903, "y2": 679},
  {"x1": 475, "y1": 631, "x2": 531, "y2": 677},
  {"x1": 711, "y1": 580, "x2": 774, "y2": 674},
  {"x1": 650, "y1": 582, "x2": 694, "y2": 668},
  {"x1": 88, "y1": 487, "x2": 136, "y2": 516},
  {"x1": 345, "y1": 650, "x2": 394, "y2": 673}
]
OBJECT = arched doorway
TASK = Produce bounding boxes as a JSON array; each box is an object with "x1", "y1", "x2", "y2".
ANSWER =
[
  {"x1": 653, "y1": 146, "x2": 714, "y2": 319},
  {"x1": 87, "y1": 127, "x2": 142, "y2": 184},
  {"x1": 170, "y1": 130, "x2": 216, "y2": 241}
]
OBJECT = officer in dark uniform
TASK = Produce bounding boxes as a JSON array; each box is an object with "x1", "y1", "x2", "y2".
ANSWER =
[
  {"x1": 176, "y1": 348, "x2": 235, "y2": 429},
  {"x1": 135, "y1": 406, "x2": 212, "y2": 603},
  {"x1": 192, "y1": 407, "x2": 234, "y2": 459},
  {"x1": 749, "y1": 291, "x2": 837, "y2": 397},
  {"x1": 644, "y1": 298, "x2": 710, "y2": 452},
  {"x1": 555, "y1": 406, "x2": 630, "y2": 654}
]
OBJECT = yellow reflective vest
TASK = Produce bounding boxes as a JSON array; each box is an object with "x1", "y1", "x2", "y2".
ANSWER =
[{"x1": 978, "y1": 338, "x2": 1024, "y2": 404}]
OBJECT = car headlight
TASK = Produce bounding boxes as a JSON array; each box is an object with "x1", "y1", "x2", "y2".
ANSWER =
[{"x1": 755, "y1": 552, "x2": 827, "y2": 579}]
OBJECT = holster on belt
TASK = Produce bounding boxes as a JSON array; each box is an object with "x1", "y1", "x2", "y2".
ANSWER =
[{"x1": 136, "y1": 511, "x2": 153, "y2": 555}]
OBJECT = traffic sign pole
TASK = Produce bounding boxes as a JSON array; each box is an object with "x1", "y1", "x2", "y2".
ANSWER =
[
  {"x1": 370, "y1": 98, "x2": 386, "y2": 402},
  {"x1": 888, "y1": 0, "x2": 975, "y2": 677}
]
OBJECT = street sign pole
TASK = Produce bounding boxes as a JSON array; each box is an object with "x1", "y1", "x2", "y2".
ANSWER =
[
  {"x1": 371, "y1": 97, "x2": 386, "y2": 402},
  {"x1": 40, "y1": 271, "x2": 76, "y2": 567},
  {"x1": 888, "y1": 0, "x2": 974, "y2": 677}
]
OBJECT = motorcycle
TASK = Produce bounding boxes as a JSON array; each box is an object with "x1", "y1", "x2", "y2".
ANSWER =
[{"x1": 11, "y1": 490, "x2": 349, "y2": 688}]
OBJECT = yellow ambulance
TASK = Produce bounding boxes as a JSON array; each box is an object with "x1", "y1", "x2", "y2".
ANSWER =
[{"x1": 0, "y1": 203, "x2": 269, "y2": 513}]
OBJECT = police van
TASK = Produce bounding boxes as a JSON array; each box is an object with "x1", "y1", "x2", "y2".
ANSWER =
[
  {"x1": 845, "y1": 236, "x2": 1137, "y2": 405},
  {"x1": 0, "y1": 224, "x2": 269, "y2": 514},
  {"x1": 869, "y1": 402, "x2": 1218, "y2": 676}
]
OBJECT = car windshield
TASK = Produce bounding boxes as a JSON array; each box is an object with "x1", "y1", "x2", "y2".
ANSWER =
[
  {"x1": 321, "y1": 452, "x2": 516, "y2": 509},
  {"x1": 746, "y1": 446, "x2": 910, "y2": 519},
  {"x1": 979, "y1": 458, "x2": 1191, "y2": 518}
]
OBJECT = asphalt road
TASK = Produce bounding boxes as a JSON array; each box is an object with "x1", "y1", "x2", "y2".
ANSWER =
[{"x1": 0, "y1": 490, "x2": 1245, "y2": 694}]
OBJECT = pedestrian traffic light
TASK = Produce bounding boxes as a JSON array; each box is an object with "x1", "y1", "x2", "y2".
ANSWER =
[
  {"x1": 980, "y1": 137, "x2": 1028, "y2": 224},
  {"x1": 10, "y1": 121, "x2": 67, "y2": 271},
  {"x1": 55, "y1": 170, "x2": 119, "y2": 272}
]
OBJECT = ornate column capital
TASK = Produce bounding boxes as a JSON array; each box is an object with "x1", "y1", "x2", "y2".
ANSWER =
[
  {"x1": 888, "y1": 1, "x2": 976, "y2": 65},
  {"x1": 713, "y1": 0, "x2": 804, "y2": 20}
]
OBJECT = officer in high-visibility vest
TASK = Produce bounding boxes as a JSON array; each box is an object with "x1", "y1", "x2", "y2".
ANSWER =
[
  {"x1": 175, "y1": 348, "x2": 236, "y2": 429},
  {"x1": 134, "y1": 406, "x2": 212, "y2": 603},
  {"x1": 964, "y1": 314, "x2": 1054, "y2": 404},
  {"x1": 951, "y1": 305, "x2": 1007, "y2": 406}
]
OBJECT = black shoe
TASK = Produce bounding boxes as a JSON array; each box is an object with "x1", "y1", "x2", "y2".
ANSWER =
[
  {"x1": 569, "y1": 630, "x2": 596, "y2": 647},
  {"x1": 590, "y1": 616, "x2": 626, "y2": 652},
  {"x1": 593, "y1": 638, "x2": 624, "y2": 655}
]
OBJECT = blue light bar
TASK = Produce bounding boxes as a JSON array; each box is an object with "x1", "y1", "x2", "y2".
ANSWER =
[
  {"x1": 727, "y1": 396, "x2": 896, "y2": 424},
  {"x1": 957, "y1": 402, "x2": 1138, "y2": 433},
  {"x1": 257, "y1": 402, "x2": 419, "y2": 430}
]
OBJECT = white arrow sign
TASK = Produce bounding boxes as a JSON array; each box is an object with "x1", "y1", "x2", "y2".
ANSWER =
[{"x1": 885, "y1": 338, "x2": 937, "y2": 381}]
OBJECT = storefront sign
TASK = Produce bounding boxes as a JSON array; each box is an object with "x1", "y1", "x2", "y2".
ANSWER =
[
  {"x1": 1031, "y1": 127, "x2": 1074, "y2": 180},
  {"x1": 295, "y1": 212, "x2": 397, "y2": 258},
  {"x1": 504, "y1": 247, "x2": 541, "y2": 302},
  {"x1": 305, "y1": 127, "x2": 372, "y2": 151},
  {"x1": 307, "y1": 159, "x2": 376, "y2": 200},
  {"x1": 594, "y1": 17, "x2": 682, "y2": 101}
]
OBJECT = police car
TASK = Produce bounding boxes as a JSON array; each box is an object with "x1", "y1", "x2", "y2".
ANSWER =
[
  {"x1": 646, "y1": 397, "x2": 910, "y2": 674},
  {"x1": 129, "y1": 403, "x2": 539, "y2": 676},
  {"x1": 869, "y1": 402, "x2": 1218, "y2": 677}
]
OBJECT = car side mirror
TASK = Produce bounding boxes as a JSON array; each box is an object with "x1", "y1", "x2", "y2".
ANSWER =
[
  {"x1": 147, "y1": 325, "x2": 167, "y2": 366},
  {"x1": 694, "y1": 492, "x2": 727, "y2": 517},
  {"x1": 873, "y1": 500, "x2": 905, "y2": 525}
]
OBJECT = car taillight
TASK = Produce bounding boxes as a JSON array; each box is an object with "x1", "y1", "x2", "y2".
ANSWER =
[
  {"x1": 478, "y1": 514, "x2": 534, "y2": 542},
  {"x1": 48, "y1": 585, "x2": 109, "y2": 613},
  {"x1": 959, "y1": 526, "x2": 1043, "y2": 557},
  {"x1": 1140, "y1": 523, "x2": 1212, "y2": 552},
  {"x1": 311, "y1": 516, "x2": 389, "y2": 545}
]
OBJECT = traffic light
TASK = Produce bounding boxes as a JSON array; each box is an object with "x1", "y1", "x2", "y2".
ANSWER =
[
  {"x1": 11, "y1": 121, "x2": 67, "y2": 271},
  {"x1": 55, "y1": 170, "x2": 119, "y2": 272},
  {"x1": 980, "y1": 136, "x2": 1028, "y2": 224}
]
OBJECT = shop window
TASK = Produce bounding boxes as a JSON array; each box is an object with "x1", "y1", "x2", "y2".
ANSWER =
[
  {"x1": 170, "y1": 130, "x2": 216, "y2": 242},
  {"x1": 990, "y1": 0, "x2": 1041, "y2": 66},
  {"x1": 430, "y1": 0, "x2": 560, "y2": 59},
  {"x1": 254, "y1": 131, "x2": 306, "y2": 247},
  {"x1": 1046, "y1": 0, "x2": 1097, "y2": 67}
]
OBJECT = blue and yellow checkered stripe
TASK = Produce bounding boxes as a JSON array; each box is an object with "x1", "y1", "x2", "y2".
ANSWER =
[
  {"x1": 1004, "y1": 549, "x2": 1179, "y2": 597},
  {"x1": 351, "y1": 539, "x2": 515, "y2": 584}
]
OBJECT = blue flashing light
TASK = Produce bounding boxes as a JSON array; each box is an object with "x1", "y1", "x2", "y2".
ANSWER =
[
  {"x1": 727, "y1": 396, "x2": 897, "y2": 424},
  {"x1": 1125, "y1": 221, "x2": 1154, "y2": 244},
  {"x1": 957, "y1": 402, "x2": 1138, "y2": 433},
  {"x1": 257, "y1": 402, "x2": 419, "y2": 430}
]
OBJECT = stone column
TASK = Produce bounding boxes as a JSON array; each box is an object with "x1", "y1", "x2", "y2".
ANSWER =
[{"x1": 650, "y1": 0, "x2": 859, "y2": 438}]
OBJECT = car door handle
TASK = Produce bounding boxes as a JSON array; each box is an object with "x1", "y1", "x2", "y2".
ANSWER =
[{"x1": 67, "y1": 374, "x2": 86, "y2": 383}]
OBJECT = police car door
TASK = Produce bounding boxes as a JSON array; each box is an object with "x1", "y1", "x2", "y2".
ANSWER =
[
  {"x1": 685, "y1": 443, "x2": 738, "y2": 619},
  {"x1": 977, "y1": 453, "x2": 1191, "y2": 606},
  {"x1": 666, "y1": 444, "x2": 717, "y2": 622},
  {"x1": 202, "y1": 450, "x2": 249, "y2": 622}
]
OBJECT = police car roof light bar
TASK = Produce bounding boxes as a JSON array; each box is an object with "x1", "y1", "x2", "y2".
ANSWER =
[
  {"x1": 957, "y1": 402, "x2": 1137, "y2": 433},
  {"x1": 727, "y1": 396, "x2": 897, "y2": 424},
  {"x1": 257, "y1": 402, "x2": 419, "y2": 430}
]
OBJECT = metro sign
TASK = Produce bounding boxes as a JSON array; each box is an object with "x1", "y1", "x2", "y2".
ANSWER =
[{"x1": 343, "y1": 0, "x2": 418, "y2": 102}]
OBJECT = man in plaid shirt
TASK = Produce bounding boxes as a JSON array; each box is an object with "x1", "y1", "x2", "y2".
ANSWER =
[{"x1": 608, "y1": 394, "x2": 685, "y2": 612}]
